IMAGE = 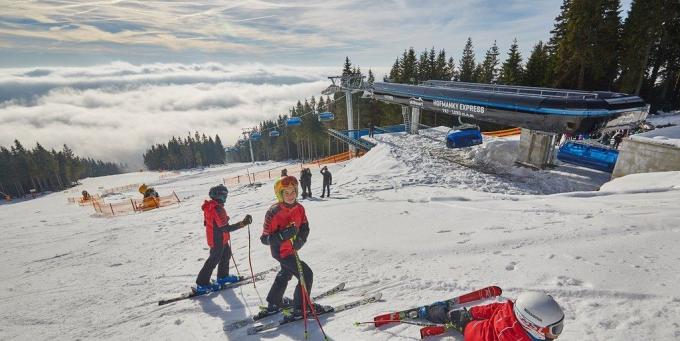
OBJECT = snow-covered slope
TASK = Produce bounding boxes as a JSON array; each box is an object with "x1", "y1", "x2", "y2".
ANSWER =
[{"x1": 1, "y1": 131, "x2": 679, "y2": 340}]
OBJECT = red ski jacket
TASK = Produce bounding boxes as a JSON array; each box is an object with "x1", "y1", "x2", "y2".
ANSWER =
[
  {"x1": 202, "y1": 199, "x2": 230, "y2": 248},
  {"x1": 464, "y1": 301, "x2": 534, "y2": 341},
  {"x1": 261, "y1": 202, "x2": 309, "y2": 259}
]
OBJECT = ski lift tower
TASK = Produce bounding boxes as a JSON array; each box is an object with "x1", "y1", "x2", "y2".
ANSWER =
[
  {"x1": 322, "y1": 75, "x2": 366, "y2": 156},
  {"x1": 242, "y1": 129, "x2": 255, "y2": 164}
]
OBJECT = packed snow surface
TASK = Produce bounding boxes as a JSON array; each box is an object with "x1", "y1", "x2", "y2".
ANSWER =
[{"x1": 2, "y1": 128, "x2": 679, "y2": 340}]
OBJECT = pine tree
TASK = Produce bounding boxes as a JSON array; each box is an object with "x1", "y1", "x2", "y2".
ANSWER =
[
  {"x1": 499, "y1": 38, "x2": 524, "y2": 85},
  {"x1": 459, "y1": 37, "x2": 476, "y2": 82},
  {"x1": 417, "y1": 49, "x2": 429, "y2": 82},
  {"x1": 388, "y1": 58, "x2": 400, "y2": 82},
  {"x1": 477, "y1": 41, "x2": 500, "y2": 83},
  {"x1": 342, "y1": 56, "x2": 353, "y2": 77},
  {"x1": 552, "y1": 0, "x2": 621, "y2": 90},
  {"x1": 523, "y1": 41, "x2": 550, "y2": 86},
  {"x1": 545, "y1": 0, "x2": 571, "y2": 86},
  {"x1": 367, "y1": 69, "x2": 375, "y2": 86},
  {"x1": 618, "y1": 0, "x2": 665, "y2": 95},
  {"x1": 435, "y1": 49, "x2": 448, "y2": 80},
  {"x1": 447, "y1": 57, "x2": 457, "y2": 80},
  {"x1": 401, "y1": 48, "x2": 418, "y2": 84}
]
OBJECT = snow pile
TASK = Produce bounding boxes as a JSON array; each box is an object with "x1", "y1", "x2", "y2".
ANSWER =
[
  {"x1": 647, "y1": 110, "x2": 680, "y2": 127},
  {"x1": 335, "y1": 127, "x2": 610, "y2": 195},
  {"x1": 599, "y1": 171, "x2": 680, "y2": 192},
  {"x1": 631, "y1": 125, "x2": 680, "y2": 148}
]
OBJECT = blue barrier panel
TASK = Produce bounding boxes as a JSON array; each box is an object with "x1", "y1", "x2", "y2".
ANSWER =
[{"x1": 557, "y1": 141, "x2": 618, "y2": 172}]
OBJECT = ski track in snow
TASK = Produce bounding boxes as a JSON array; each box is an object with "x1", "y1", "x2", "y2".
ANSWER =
[{"x1": 1, "y1": 128, "x2": 680, "y2": 340}]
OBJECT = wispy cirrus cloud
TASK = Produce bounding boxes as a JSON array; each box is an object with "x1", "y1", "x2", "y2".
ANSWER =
[
  {"x1": 0, "y1": 62, "x2": 335, "y2": 168},
  {"x1": 1, "y1": 0, "x2": 634, "y2": 67}
]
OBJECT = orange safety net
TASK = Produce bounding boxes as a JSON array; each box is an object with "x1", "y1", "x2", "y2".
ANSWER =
[
  {"x1": 68, "y1": 194, "x2": 102, "y2": 205},
  {"x1": 92, "y1": 192, "x2": 180, "y2": 216},
  {"x1": 482, "y1": 127, "x2": 521, "y2": 137}
]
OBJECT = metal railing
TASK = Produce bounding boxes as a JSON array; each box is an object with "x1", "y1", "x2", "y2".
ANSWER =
[
  {"x1": 326, "y1": 128, "x2": 376, "y2": 151},
  {"x1": 423, "y1": 80, "x2": 599, "y2": 100}
]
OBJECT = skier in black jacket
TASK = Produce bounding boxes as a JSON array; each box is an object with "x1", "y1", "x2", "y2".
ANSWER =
[{"x1": 320, "y1": 166, "x2": 332, "y2": 198}]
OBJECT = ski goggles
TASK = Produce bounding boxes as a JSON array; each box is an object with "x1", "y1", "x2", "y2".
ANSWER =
[{"x1": 518, "y1": 313, "x2": 564, "y2": 339}]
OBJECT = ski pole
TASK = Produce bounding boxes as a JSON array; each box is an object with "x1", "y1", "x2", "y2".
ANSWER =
[
  {"x1": 354, "y1": 320, "x2": 435, "y2": 327},
  {"x1": 229, "y1": 240, "x2": 241, "y2": 277},
  {"x1": 246, "y1": 223, "x2": 264, "y2": 305},
  {"x1": 292, "y1": 237, "x2": 328, "y2": 340}
]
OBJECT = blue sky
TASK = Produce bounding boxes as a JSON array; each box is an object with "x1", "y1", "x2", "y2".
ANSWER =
[{"x1": 0, "y1": 0, "x2": 633, "y2": 69}]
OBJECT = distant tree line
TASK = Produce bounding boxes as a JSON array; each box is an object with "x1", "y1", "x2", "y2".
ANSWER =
[
  {"x1": 0, "y1": 140, "x2": 122, "y2": 198},
  {"x1": 229, "y1": 0, "x2": 680, "y2": 163},
  {"x1": 143, "y1": 132, "x2": 226, "y2": 170}
]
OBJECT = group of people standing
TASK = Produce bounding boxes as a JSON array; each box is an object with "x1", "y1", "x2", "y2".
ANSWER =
[
  {"x1": 192, "y1": 164, "x2": 566, "y2": 340},
  {"x1": 285, "y1": 165, "x2": 333, "y2": 199}
]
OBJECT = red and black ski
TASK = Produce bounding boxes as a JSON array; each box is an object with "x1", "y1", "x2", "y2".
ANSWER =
[{"x1": 372, "y1": 285, "x2": 502, "y2": 327}]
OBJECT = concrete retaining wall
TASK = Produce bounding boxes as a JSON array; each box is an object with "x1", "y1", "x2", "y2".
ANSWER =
[{"x1": 612, "y1": 138, "x2": 680, "y2": 178}]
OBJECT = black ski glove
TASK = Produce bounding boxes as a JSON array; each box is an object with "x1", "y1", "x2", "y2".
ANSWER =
[
  {"x1": 241, "y1": 214, "x2": 252, "y2": 226},
  {"x1": 277, "y1": 226, "x2": 297, "y2": 241}
]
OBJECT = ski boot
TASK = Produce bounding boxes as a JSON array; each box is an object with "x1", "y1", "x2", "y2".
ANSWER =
[
  {"x1": 417, "y1": 301, "x2": 449, "y2": 323},
  {"x1": 216, "y1": 275, "x2": 241, "y2": 286},
  {"x1": 193, "y1": 283, "x2": 216, "y2": 295},
  {"x1": 283, "y1": 303, "x2": 332, "y2": 322},
  {"x1": 256, "y1": 297, "x2": 293, "y2": 319}
]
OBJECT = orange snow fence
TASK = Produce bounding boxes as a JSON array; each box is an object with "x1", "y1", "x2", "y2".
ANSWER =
[
  {"x1": 92, "y1": 191, "x2": 180, "y2": 216},
  {"x1": 68, "y1": 194, "x2": 102, "y2": 205},
  {"x1": 482, "y1": 127, "x2": 521, "y2": 137},
  {"x1": 312, "y1": 150, "x2": 366, "y2": 165}
]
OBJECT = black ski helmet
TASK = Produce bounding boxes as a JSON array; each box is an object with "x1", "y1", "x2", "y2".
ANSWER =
[{"x1": 209, "y1": 184, "x2": 229, "y2": 203}]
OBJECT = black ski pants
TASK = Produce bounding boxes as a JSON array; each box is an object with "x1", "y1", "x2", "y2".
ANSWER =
[
  {"x1": 266, "y1": 255, "x2": 313, "y2": 309},
  {"x1": 196, "y1": 243, "x2": 231, "y2": 286},
  {"x1": 321, "y1": 182, "x2": 330, "y2": 197},
  {"x1": 303, "y1": 183, "x2": 312, "y2": 198}
]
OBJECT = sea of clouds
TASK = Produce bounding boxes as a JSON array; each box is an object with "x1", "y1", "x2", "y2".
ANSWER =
[{"x1": 0, "y1": 62, "x2": 334, "y2": 169}]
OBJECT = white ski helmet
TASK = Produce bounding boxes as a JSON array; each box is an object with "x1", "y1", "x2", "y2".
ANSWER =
[{"x1": 513, "y1": 292, "x2": 565, "y2": 340}]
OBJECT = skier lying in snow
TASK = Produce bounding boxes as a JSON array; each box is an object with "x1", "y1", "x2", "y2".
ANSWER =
[
  {"x1": 260, "y1": 176, "x2": 325, "y2": 319},
  {"x1": 422, "y1": 292, "x2": 564, "y2": 341},
  {"x1": 194, "y1": 184, "x2": 252, "y2": 294}
]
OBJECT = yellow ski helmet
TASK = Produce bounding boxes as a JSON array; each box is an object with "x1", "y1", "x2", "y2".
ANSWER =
[
  {"x1": 139, "y1": 184, "x2": 148, "y2": 194},
  {"x1": 274, "y1": 176, "x2": 298, "y2": 202}
]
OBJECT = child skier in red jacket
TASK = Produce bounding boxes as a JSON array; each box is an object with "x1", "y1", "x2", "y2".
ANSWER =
[
  {"x1": 422, "y1": 292, "x2": 564, "y2": 341},
  {"x1": 194, "y1": 184, "x2": 252, "y2": 294},
  {"x1": 259, "y1": 176, "x2": 324, "y2": 319}
]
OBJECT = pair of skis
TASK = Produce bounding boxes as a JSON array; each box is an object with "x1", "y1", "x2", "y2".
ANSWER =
[
  {"x1": 247, "y1": 292, "x2": 383, "y2": 335},
  {"x1": 157, "y1": 266, "x2": 278, "y2": 306},
  {"x1": 367, "y1": 285, "x2": 502, "y2": 338},
  {"x1": 224, "y1": 281, "x2": 347, "y2": 332}
]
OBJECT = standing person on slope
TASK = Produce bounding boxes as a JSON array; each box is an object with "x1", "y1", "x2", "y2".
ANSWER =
[
  {"x1": 421, "y1": 292, "x2": 564, "y2": 341},
  {"x1": 195, "y1": 184, "x2": 252, "y2": 294},
  {"x1": 320, "y1": 166, "x2": 332, "y2": 198},
  {"x1": 260, "y1": 176, "x2": 323, "y2": 318}
]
